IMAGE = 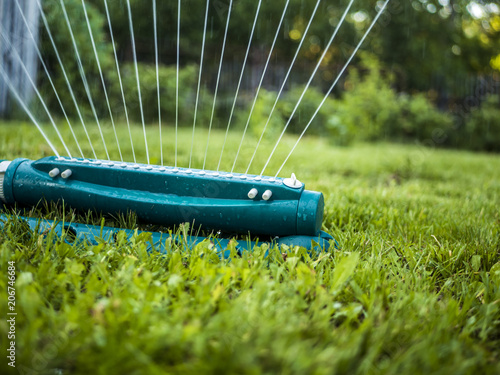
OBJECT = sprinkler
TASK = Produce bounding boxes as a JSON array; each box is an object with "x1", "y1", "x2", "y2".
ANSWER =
[
  {"x1": 0, "y1": 157, "x2": 333, "y2": 253},
  {"x1": 0, "y1": 0, "x2": 391, "y2": 254}
]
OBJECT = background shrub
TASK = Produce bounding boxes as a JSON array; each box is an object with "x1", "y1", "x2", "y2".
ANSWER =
[
  {"x1": 461, "y1": 94, "x2": 500, "y2": 152},
  {"x1": 116, "y1": 63, "x2": 213, "y2": 126},
  {"x1": 244, "y1": 89, "x2": 285, "y2": 139},
  {"x1": 328, "y1": 54, "x2": 454, "y2": 145},
  {"x1": 396, "y1": 93, "x2": 454, "y2": 142},
  {"x1": 330, "y1": 54, "x2": 400, "y2": 142},
  {"x1": 279, "y1": 85, "x2": 334, "y2": 136}
]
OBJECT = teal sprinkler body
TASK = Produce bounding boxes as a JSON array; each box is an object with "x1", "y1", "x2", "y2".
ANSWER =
[{"x1": 0, "y1": 157, "x2": 333, "y2": 254}]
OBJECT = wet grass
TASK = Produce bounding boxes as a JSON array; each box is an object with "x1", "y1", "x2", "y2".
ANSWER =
[{"x1": 1, "y1": 121, "x2": 500, "y2": 374}]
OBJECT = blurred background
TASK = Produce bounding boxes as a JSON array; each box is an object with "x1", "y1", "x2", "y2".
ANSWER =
[{"x1": 1, "y1": 0, "x2": 499, "y2": 154}]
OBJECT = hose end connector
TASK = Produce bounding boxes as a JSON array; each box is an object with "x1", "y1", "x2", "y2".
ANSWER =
[{"x1": 0, "y1": 160, "x2": 12, "y2": 203}]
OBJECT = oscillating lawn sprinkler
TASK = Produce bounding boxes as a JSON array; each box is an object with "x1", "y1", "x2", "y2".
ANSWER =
[
  {"x1": 0, "y1": 0, "x2": 394, "y2": 255},
  {"x1": 0, "y1": 156, "x2": 333, "y2": 255}
]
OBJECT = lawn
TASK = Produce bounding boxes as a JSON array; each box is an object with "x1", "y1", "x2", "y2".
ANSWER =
[{"x1": 1, "y1": 121, "x2": 499, "y2": 374}]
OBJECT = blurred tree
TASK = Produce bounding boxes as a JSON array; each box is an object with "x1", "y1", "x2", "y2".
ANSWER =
[
  {"x1": 34, "y1": 0, "x2": 499, "y2": 136},
  {"x1": 353, "y1": 0, "x2": 500, "y2": 98}
]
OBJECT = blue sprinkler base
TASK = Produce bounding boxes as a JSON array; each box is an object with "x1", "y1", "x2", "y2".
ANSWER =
[{"x1": 0, "y1": 214, "x2": 335, "y2": 258}]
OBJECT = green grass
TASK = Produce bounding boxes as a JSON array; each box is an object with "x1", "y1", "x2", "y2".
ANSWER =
[{"x1": 1, "y1": 121, "x2": 500, "y2": 374}]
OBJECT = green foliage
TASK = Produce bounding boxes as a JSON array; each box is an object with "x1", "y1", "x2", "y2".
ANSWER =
[
  {"x1": 39, "y1": 0, "x2": 113, "y2": 119},
  {"x1": 19, "y1": 0, "x2": 499, "y2": 155},
  {"x1": 330, "y1": 54, "x2": 400, "y2": 142},
  {"x1": 38, "y1": 2, "x2": 216, "y2": 127},
  {"x1": 242, "y1": 55, "x2": 456, "y2": 149},
  {"x1": 244, "y1": 85, "x2": 351, "y2": 146},
  {"x1": 396, "y1": 93, "x2": 454, "y2": 141},
  {"x1": 244, "y1": 89, "x2": 285, "y2": 138},
  {"x1": 330, "y1": 54, "x2": 454, "y2": 145},
  {"x1": 373, "y1": 0, "x2": 500, "y2": 93},
  {"x1": 94, "y1": 0, "x2": 341, "y2": 67},
  {"x1": 461, "y1": 95, "x2": 500, "y2": 152},
  {"x1": 280, "y1": 85, "x2": 334, "y2": 136},
  {"x1": 1, "y1": 122, "x2": 500, "y2": 373},
  {"x1": 116, "y1": 63, "x2": 212, "y2": 126}
]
